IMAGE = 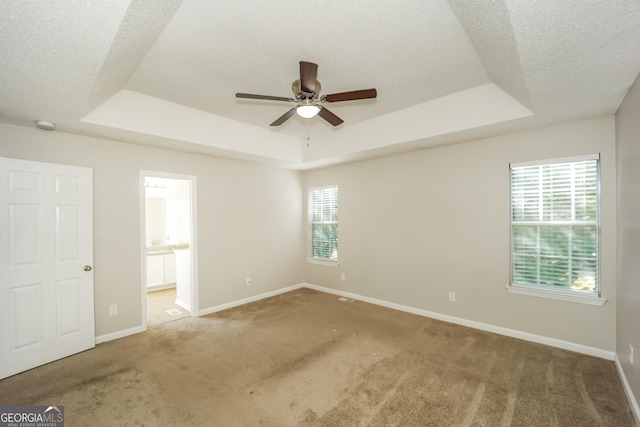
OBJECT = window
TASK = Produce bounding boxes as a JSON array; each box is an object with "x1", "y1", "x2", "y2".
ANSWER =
[
  {"x1": 309, "y1": 186, "x2": 338, "y2": 262},
  {"x1": 510, "y1": 155, "x2": 600, "y2": 300}
]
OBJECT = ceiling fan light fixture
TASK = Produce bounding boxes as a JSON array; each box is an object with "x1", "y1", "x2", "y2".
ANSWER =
[{"x1": 296, "y1": 104, "x2": 320, "y2": 118}]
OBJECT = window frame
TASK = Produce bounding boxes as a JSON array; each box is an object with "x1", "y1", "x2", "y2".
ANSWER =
[
  {"x1": 507, "y1": 154, "x2": 606, "y2": 306},
  {"x1": 307, "y1": 185, "x2": 339, "y2": 267}
]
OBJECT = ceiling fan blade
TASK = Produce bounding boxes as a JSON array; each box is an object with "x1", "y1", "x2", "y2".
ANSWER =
[
  {"x1": 324, "y1": 88, "x2": 377, "y2": 103},
  {"x1": 270, "y1": 108, "x2": 297, "y2": 126},
  {"x1": 236, "y1": 93, "x2": 294, "y2": 102},
  {"x1": 300, "y1": 61, "x2": 318, "y2": 94},
  {"x1": 318, "y1": 107, "x2": 344, "y2": 126}
]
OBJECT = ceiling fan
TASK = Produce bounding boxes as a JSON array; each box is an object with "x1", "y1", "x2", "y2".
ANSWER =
[{"x1": 236, "y1": 61, "x2": 377, "y2": 127}]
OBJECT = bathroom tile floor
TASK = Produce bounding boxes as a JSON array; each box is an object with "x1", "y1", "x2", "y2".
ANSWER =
[{"x1": 147, "y1": 288, "x2": 190, "y2": 327}]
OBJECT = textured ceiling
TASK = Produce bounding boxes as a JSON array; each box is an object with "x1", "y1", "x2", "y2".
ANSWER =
[{"x1": 1, "y1": 1, "x2": 640, "y2": 169}]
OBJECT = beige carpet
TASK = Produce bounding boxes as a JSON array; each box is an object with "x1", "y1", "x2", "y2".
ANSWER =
[{"x1": 0, "y1": 288, "x2": 636, "y2": 426}]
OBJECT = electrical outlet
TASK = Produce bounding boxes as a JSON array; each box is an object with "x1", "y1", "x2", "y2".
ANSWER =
[
  {"x1": 448, "y1": 292, "x2": 456, "y2": 302},
  {"x1": 109, "y1": 304, "x2": 118, "y2": 316},
  {"x1": 630, "y1": 344, "x2": 634, "y2": 365},
  {"x1": 340, "y1": 273, "x2": 346, "y2": 281},
  {"x1": 246, "y1": 277, "x2": 252, "y2": 286}
]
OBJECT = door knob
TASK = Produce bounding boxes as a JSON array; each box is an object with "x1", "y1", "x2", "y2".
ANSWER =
[{"x1": 83, "y1": 265, "x2": 92, "y2": 271}]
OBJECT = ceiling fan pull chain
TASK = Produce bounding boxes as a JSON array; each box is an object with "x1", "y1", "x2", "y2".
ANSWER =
[{"x1": 306, "y1": 119, "x2": 311, "y2": 147}]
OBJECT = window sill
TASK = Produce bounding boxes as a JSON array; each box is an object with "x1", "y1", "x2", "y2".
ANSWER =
[
  {"x1": 307, "y1": 257, "x2": 339, "y2": 267},
  {"x1": 506, "y1": 284, "x2": 607, "y2": 306}
]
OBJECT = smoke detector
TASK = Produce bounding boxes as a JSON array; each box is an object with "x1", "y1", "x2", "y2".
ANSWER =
[{"x1": 35, "y1": 120, "x2": 55, "y2": 131}]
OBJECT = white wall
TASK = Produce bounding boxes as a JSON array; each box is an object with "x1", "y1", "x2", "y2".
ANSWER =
[
  {"x1": 165, "y1": 198, "x2": 190, "y2": 245},
  {"x1": 0, "y1": 116, "x2": 621, "y2": 355},
  {"x1": 303, "y1": 116, "x2": 617, "y2": 351},
  {"x1": 615, "y1": 73, "x2": 640, "y2": 412},
  {"x1": 145, "y1": 198, "x2": 167, "y2": 245},
  {"x1": 145, "y1": 196, "x2": 191, "y2": 246},
  {"x1": 0, "y1": 123, "x2": 305, "y2": 337}
]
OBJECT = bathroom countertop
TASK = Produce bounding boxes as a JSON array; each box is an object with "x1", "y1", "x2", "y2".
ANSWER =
[{"x1": 146, "y1": 243, "x2": 189, "y2": 255}]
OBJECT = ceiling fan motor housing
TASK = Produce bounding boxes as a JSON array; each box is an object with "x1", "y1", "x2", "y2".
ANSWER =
[{"x1": 292, "y1": 79, "x2": 321, "y2": 100}]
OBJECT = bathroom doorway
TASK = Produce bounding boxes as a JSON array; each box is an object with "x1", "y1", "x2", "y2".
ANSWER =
[{"x1": 140, "y1": 171, "x2": 198, "y2": 328}]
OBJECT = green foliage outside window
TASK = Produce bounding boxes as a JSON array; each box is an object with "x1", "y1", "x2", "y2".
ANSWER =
[
  {"x1": 511, "y1": 159, "x2": 599, "y2": 292},
  {"x1": 310, "y1": 187, "x2": 338, "y2": 260}
]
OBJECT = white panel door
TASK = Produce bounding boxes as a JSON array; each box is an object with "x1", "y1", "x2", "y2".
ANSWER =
[{"x1": 0, "y1": 157, "x2": 94, "y2": 379}]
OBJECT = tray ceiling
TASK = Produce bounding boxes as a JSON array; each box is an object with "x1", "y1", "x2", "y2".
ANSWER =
[{"x1": 1, "y1": 1, "x2": 640, "y2": 168}]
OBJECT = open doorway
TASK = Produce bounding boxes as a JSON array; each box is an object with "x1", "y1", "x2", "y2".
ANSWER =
[{"x1": 140, "y1": 171, "x2": 198, "y2": 329}]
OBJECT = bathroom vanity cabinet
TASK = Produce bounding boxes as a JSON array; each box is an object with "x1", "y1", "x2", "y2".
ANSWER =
[{"x1": 146, "y1": 252, "x2": 176, "y2": 290}]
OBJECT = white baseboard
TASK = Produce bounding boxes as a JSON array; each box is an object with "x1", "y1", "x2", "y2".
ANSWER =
[
  {"x1": 614, "y1": 354, "x2": 640, "y2": 425},
  {"x1": 175, "y1": 299, "x2": 191, "y2": 311},
  {"x1": 302, "y1": 283, "x2": 615, "y2": 361},
  {"x1": 95, "y1": 325, "x2": 146, "y2": 344},
  {"x1": 147, "y1": 284, "x2": 176, "y2": 292},
  {"x1": 198, "y1": 283, "x2": 305, "y2": 317}
]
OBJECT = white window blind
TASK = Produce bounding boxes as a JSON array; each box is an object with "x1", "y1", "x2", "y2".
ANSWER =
[
  {"x1": 310, "y1": 186, "x2": 338, "y2": 261},
  {"x1": 510, "y1": 156, "x2": 599, "y2": 294}
]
